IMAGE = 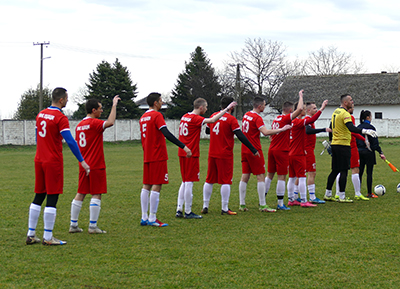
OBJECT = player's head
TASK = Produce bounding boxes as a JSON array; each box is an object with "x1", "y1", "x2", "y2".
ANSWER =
[
  {"x1": 86, "y1": 99, "x2": 103, "y2": 117},
  {"x1": 282, "y1": 101, "x2": 294, "y2": 114},
  {"x1": 52, "y1": 87, "x2": 68, "y2": 108},
  {"x1": 306, "y1": 101, "x2": 317, "y2": 116},
  {"x1": 360, "y1": 109, "x2": 371, "y2": 124},
  {"x1": 253, "y1": 96, "x2": 266, "y2": 112},
  {"x1": 194, "y1": 98, "x2": 208, "y2": 114},
  {"x1": 147, "y1": 92, "x2": 162, "y2": 110},
  {"x1": 221, "y1": 96, "x2": 234, "y2": 110},
  {"x1": 340, "y1": 94, "x2": 353, "y2": 110}
]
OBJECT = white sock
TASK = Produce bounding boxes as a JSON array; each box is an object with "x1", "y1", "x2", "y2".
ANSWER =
[
  {"x1": 287, "y1": 177, "x2": 295, "y2": 201},
  {"x1": 299, "y1": 177, "x2": 307, "y2": 202},
  {"x1": 27, "y1": 203, "x2": 41, "y2": 237},
  {"x1": 43, "y1": 207, "x2": 57, "y2": 241},
  {"x1": 239, "y1": 181, "x2": 247, "y2": 205},
  {"x1": 176, "y1": 182, "x2": 185, "y2": 212},
  {"x1": 277, "y1": 180, "x2": 285, "y2": 207},
  {"x1": 265, "y1": 177, "x2": 272, "y2": 195},
  {"x1": 352, "y1": 173, "x2": 361, "y2": 196},
  {"x1": 220, "y1": 184, "x2": 230, "y2": 211},
  {"x1": 184, "y1": 182, "x2": 193, "y2": 214},
  {"x1": 203, "y1": 182, "x2": 213, "y2": 209},
  {"x1": 89, "y1": 198, "x2": 101, "y2": 228},
  {"x1": 149, "y1": 191, "x2": 160, "y2": 222},
  {"x1": 336, "y1": 174, "x2": 340, "y2": 196},
  {"x1": 294, "y1": 184, "x2": 299, "y2": 200},
  {"x1": 70, "y1": 199, "x2": 83, "y2": 227},
  {"x1": 308, "y1": 184, "x2": 316, "y2": 200},
  {"x1": 325, "y1": 189, "x2": 332, "y2": 198},
  {"x1": 140, "y1": 188, "x2": 150, "y2": 220},
  {"x1": 339, "y1": 191, "x2": 346, "y2": 199},
  {"x1": 258, "y1": 182, "x2": 266, "y2": 206}
]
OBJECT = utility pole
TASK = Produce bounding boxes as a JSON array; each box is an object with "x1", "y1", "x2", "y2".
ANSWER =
[
  {"x1": 33, "y1": 41, "x2": 50, "y2": 112},
  {"x1": 235, "y1": 63, "x2": 243, "y2": 119}
]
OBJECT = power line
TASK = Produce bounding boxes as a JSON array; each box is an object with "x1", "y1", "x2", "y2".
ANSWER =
[{"x1": 51, "y1": 42, "x2": 157, "y2": 60}]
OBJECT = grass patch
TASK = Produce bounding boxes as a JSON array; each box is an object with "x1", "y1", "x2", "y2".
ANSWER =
[{"x1": 1, "y1": 138, "x2": 400, "y2": 288}]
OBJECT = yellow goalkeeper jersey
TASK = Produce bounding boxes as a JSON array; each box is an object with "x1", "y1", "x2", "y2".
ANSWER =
[{"x1": 331, "y1": 107, "x2": 352, "y2": 146}]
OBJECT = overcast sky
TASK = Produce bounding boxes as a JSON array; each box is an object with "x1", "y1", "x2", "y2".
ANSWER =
[{"x1": 1, "y1": 0, "x2": 399, "y2": 119}]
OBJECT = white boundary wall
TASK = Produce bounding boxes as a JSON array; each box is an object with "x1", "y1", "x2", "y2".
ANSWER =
[{"x1": 1, "y1": 118, "x2": 400, "y2": 145}]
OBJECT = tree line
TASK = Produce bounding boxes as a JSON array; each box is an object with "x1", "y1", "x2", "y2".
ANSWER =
[{"x1": 14, "y1": 38, "x2": 365, "y2": 120}]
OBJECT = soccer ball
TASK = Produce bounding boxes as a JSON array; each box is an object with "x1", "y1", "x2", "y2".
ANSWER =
[
  {"x1": 397, "y1": 183, "x2": 400, "y2": 193},
  {"x1": 374, "y1": 185, "x2": 386, "y2": 196}
]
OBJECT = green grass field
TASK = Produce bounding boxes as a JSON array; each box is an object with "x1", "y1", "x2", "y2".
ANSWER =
[{"x1": 1, "y1": 138, "x2": 400, "y2": 288}]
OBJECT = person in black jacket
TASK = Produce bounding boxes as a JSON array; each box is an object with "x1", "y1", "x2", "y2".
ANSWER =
[{"x1": 356, "y1": 110, "x2": 386, "y2": 198}]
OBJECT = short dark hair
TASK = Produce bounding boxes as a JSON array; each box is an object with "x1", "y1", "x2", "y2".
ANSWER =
[
  {"x1": 86, "y1": 99, "x2": 101, "y2": 114},
  {"x1": 340, "y1": 94, "x2": 351, "y2": 103},
  {"x1": 221, "y1": 96, "x2": 234, "y2": 109},
  {"x1": 282, "y1": 101, "x2": 293, "y2": 113},
  {"x1": 194, "y1": 98, "x2": 207, "y2": 109},
  {"x1": 306, "y1": 101, "x2": 315, "y2": 107},
  {"x1": 147, "y1": 92, "x2": 161, "y2": 107},
  {"x1": 253, "y1": 96, "x2": 265, "y2": 108},
  {"x1": 52, "y1": 87, "x2": 67, "y2": 103}
]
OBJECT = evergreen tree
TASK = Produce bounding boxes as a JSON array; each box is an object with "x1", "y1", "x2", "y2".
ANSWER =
[
  {"x1": 72, "y1": 59, "x2": 141, "y2": 119},
  {"x1": 166, "y1": 46, "x2": 222, "y2": 119},
  {"x1": 14, "y1": 86, "x2": 52, "y2": 120}
]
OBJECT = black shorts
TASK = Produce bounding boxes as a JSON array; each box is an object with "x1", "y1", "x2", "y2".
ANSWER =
[{"x1": 331, "y1": 145, "x2": 351, "y2": 171}]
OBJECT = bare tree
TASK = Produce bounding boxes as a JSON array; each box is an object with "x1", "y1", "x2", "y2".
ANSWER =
[
  {"x1": 228, "y1": 38, "x2": 300, "y2": 112},
  {"x1": 303, "y1": 45, "x2": 365, "y2": 75}
]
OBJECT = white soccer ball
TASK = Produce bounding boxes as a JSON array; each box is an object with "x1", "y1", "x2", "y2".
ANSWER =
[
  {"x1": 397, "y1": 183, "x2": 400, "y2": 193},
  {"x1": 374, "y1": 184, "x2": 386, "y2": 196}
]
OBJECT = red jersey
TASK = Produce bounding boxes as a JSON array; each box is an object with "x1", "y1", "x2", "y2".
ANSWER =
[
  {"x1": 269, "y1": 114, "x2": 292, "y2": 151},
  {"x1": 207, "y1": 112, "x2": 240, "y2": 158},
  {"x1": 241, "y1": 110, "x2": 265, "y2": 154},
  {"x1": 139, "y1": 110, "x2": 168, "y2": 163},
  {"x1": 289, "y1": 111, "x2": 321, "y2": 156},
  {"x1": 178, "y1": 112, "x2": 205, "y2": 157},
  {"x1": 304, "y1": 116, "x2": 316, "y2": 151},
  {"x1": 350, "y1": 115, "x2": 365, "y2": 148},
  {"x1": 35, "y1": 107, "x2": 70, "y2": 164},
  {"x1": 75, "y1": 117, "x2": 106, "y2": 171}
]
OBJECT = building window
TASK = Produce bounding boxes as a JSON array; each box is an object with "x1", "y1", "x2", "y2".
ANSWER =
[{"x1": 375, "y1": 112, "x2": 383, "y2": 119}]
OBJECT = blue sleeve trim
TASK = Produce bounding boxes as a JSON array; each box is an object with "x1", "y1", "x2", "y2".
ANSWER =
[{"x1": 61, "y1": 130, "x2": 84, "y2": 162}]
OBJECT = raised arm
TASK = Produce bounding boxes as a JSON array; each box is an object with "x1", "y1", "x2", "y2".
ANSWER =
[
  {"x1": 291, "y1": 90, "x2": 304, "y2": 120},
  {"x1": 260, "y1": 124, "x2": 292, "y2": 136},
  {"x1": 104, "y1": 95, "x2": 121, "y2": 129},
  {"x1": 204, "y1": 102, "x2": 237, "y2": 124}
]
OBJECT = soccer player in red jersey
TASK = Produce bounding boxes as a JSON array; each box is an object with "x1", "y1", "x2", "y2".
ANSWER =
[
  {"x1": 239, "y1": 97, "x2": 291, "y2": 212},
  {"x1": 335, "y1": 104, "x2": 370, "y2": 201},
  {"x1": 26, "y1": 87, "x2": 90, "y2": 246},
  {"x1": 140, "y1": 93, "x2": 191, "y2": 227},
  {"x1": 292, "y1": 102, "x2": 331, "y2": 204},
  {"x1": 69, "y1": 95, "x2": 121, "y2": 234},
  {"x1": 201, "y1": 96, "x2": 259, "y2": 215},
  {"x1": 264, "y1": 90, "x2": 304, "y2": 211},
  {"x1": 176, "y1": 98, "x2": 237, "y2": 219},
  {"x1": 286, "y1": 99, "x2": 328, "y2": 208}
]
